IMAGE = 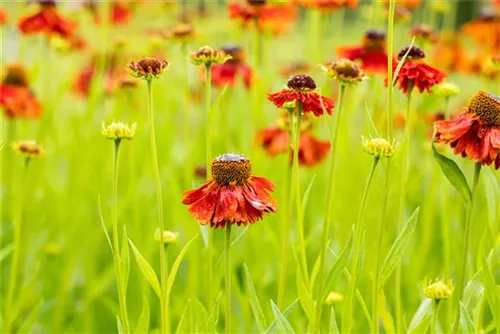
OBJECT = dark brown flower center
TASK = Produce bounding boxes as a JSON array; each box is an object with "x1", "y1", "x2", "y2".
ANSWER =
[
  {"x1": 331, "y1": 59, "x2": 361, "y2": 78},
  {"x1": 477, "y1": 8, "x2": 497, "y2": 22},
  {"x1": 398, "y1": 45, "x2": 425, "y2": 60},
  {"x1": 287, "y1": 74, "x2": 316, "y2": 91},
  {"x1": 212, "y1": 154, "x2": 252, "y2": 185},
  {"x1": 365, "y1": 28, "x2": 386, "y2": 41},
  {"x1": 222, "y1": 44, "x2": 245, "y2": 63},
  {"x1": 247, "y1": 0, "x2": 267, "y2": 7},
  {"x1": 468, "y1": 90, "x2": 500, "y2": 126},
  {"x1": 2, "y1": 64, "x2": 29, "y2": 87},
  {"x1": 137, "y1": 57, "x2": 166, "y2": 74}
]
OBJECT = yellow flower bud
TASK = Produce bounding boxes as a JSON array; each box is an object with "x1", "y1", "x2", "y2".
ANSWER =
[
  {"x1": 362, "y1": 137, "x2": 396, "y2": 158},
  {"x1": 423, "y1": 279, "x2": 453, "y2": 301},
  {"x1": 325, "y1": 291, "x2": 344, "y2": 305},
  {"x1": 12, "y1": 140, "x2": 44, "y2": 158},
  {"x1": 433, "y1": 82, "x2": 460, "y2": 98},
  {"x1": 154, "y1": 229, "x2": 179, "y2": 244},
  {"x1": 102, "y1": 121, "x2": 137, "y2": 141}
]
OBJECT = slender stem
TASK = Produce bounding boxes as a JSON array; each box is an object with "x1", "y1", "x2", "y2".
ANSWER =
[
  {"x1": 3, "y1": 158, "x2": 29, "y2": 334},
  {"x1": 111, "y1": 140, "x2": 130, "y2": 333},
  {"x1": 253, "y1": 18, "x2": 263, "y2": 68},
  {"x1": 444, "y1": 97, "x2": 451, "y2": 120},
  {"x1": 205, "y1": 63, "x2": 214, "y2": 307},
  {"x1": 225, "y1": 223, "x2": 232, "y2": 334},
  {"x1": 452, "y1": 163, "x2": 481, "y2": 333},
  {"x1": 314, "y1": 85, "x2": 346, "y2": 333},
  {"x1": 386, "y1": 0, "x2": 396, "y2": 138},
  {"x1": 146, "y1": 80, "x2": 168, "y2": 334},
  {"x1": 277, "y1": 103, "x2": 303, "y2": 308},
  {"x1": 371, "y1": 159, "x2": 392, "y2": 333},
  {"x1": 431, "y1": 300, "x2": 441, "y2": 334},
  {"x1": 342, "y1": 157, "x2": 380, "y2": 334}
]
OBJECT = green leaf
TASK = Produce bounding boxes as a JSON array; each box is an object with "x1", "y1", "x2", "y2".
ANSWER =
[
  {"x1": 128, "y1": 238, "x2": 161, "y2": 298},
  {"x1": 264, "y1": 299, "x2": 299, "y2": 334},
  {"x1": 480, "y1": 256, "x2": 500, "y2": 328},
  {"x1": 459, "y1": 302, "x2": 476, "y2": 334},
  {"x1": 121, "y1": 226, "x2": 130, "y2": 291},
  {"x1": 432, "y1": 144, "x2": 472, "y2": 204},
  {"x1": 117, "y1": 315, "x2": 124, "y2": 334},
  {"x1": 0, "y1": 243, "x2": 13, "y2": 263},
  {"x1": 408, "y1": 299, "x2": 432, "y2": 332},
  {"x1": 134, "y1": 295, "x2": 150, "y2": 334},
  {"x1": 323, "y1": 231, "x2": 354, "y2": 300},
  {"x1": 364, "y1": 102, "x2": 380, "y2": 138},
  {"x1": 302, "y1": 174, "x2": 317, "y2": 211},
  {"x1": 463, "y1": 271, "x2": 483, "y2": 309},
  {"x1": 378, "y1": 291, "x2": 395, "y2": 334},
  {"x1": 329, "y1": 307, "x2": 340, "y2": 334},
  {"x1": 175, "y1": 299, "x2": 192, "y2": 334},
  {"x1": 18, "y1": 300, "x2": 43, "y2": 333},
  {"x1": 98, "y1": 195, "x2": 113, "y2": 254},
  {"x1": 392, "y1": 37, "x2": 416, "y2": 85},
  {"x1": 296, "y1": 262, "x2": 314, "y2": 324},
  {"x1": 379, "y1": 207, "x2": 420, "y2": 286},
  {"x1": 208, "y1": 291, "x2": 222, "y2": 332},
  {"x1": 243, "y1": 263, "x2": 268, "y2": 331},
  {"x1": 167, "y1": 235, "x2": 198, "y2": 301},
  {"x1": 270, "y1": 300, "x2": 295, "y2": 334}
]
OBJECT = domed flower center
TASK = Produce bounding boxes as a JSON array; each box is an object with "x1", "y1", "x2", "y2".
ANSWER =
[
  {"x1": 468, "y1": 90, "x2": 500, "y2": 127},
  {"x1": 222, "y1": 44, "x2": 245, "y2": 63},
  {"x1": 287, "y1": 74, "x2": 316, "y2": 91},
  {"x1": 363, "y1": 29, "x2": 386, "y2": 50},
  {"x1": 398, "y1": 45, "x2": 425, "y2": 60},
  {"x1": 137, "y1": 57, "x2": 167, "y2": 74},
  {"x1": 172, "y1": 23, "x2": 195, "y2": 38},
  {"x1": 39, "y1": 0, "x2": 57, "y2": 9},
  {"x1": 247, "y1": 0, "x2": 267, "y2": 7},
  {"x1": 212, "y1": 154, "x2": 251, "y2": 185},
  {"x1": 330, "y1": 59, "x2": 362, "y2": 78},
  {"x1": 3, "y1": 65, "x2": 29, "y2": 87}
]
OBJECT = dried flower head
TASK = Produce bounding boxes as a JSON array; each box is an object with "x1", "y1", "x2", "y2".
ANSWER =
[
  {"x1": 12, "y1": 140, "x2": 44, "y2": 158},
  {"x1": 423, "y1": 279, "x2": 453, "y2": 301},
  {"x1": 127, "y1": 57, "x2": 169, "y2": 80},
  {"x1": 398, "y1": 45, "x2": 426, "y2": 60},
  {"x1": 433, "y1": 82, "x2": 460, "y2": 98},
  {"x1": 362, "y1": 136, "x2": 396, "y2": 158},
  {"x1": 322, "y1": 58, "x2": 366, "y2": 85},
  {"x1": 409, "y1": 24, "x2": 438, "y2": 43},
  {"x1": 2, "y1": 64, "x2": 29, "y2": 87},
  {"x1": 102, "y1": 121, "x2": 137, "y2": 141},
  {"x1": 325, "y1": 291, "x2": 344, "y2": 305},
  {"x1": 154, "y1": 229, "x2": 179, "y2": 244},
  {"x1": 190, "y1": 45, "x2": 232, "y2": 67},
  {"x1": 164, "y1": 23, "x2": 196, "y2": 43}
]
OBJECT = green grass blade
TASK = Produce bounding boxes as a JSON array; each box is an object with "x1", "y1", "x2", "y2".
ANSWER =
[
  {"x1": 243, "y1": 263, "x2": 268, "y2": 331},
  {"x1": 480, "y1": 256, "x2": 500, "y2": 329},
  {"x1": 459, "y1": 302, "x2": 476, "y2": 334},
  {"x1": 408, "y1": 299, "x2": 432, "y2": 332},
  {"x1": 0, "y1": 243, "x2": 13, "y2": 263},
  {"x1": 329, "y1": 306, "x2": 340, "y2": 334},
  {"x1": 270, "y1": 300, "x2": 295, "y2": 334},
  {"x1": 121, "y1": 226, "x2": 130, "y2": 291},
  {"x1": 134, "y1": 295, "x2": 150, "y2": 334},
  {"x1": 264, "y1": 299, "x2": 299, "y2": 334},
  {"x1": 323, "y1": 231, "x2": 354, "y2": 300},
  {"x1": 98, "y1": 195, "x2": 113, "y2": 254},
  {"x1": 128, "y1": 238, "x2": 161, "y2": 298},
  {"x1": 175, "y1": 299, "x2": 192, "y2": 334},
  {"x1": 166, "y1": 234, "x2": 199, "y2": 300}
]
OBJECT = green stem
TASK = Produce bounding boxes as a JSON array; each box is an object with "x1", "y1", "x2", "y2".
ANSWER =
[
  {"x1": 431, "y1": 300, "x2": 441, "y2": 334},
  {"x1": 342, "y1": 157, "x2": 380, "y2": 334},
  {"x1": 314, "y1": 84, "x2": 346, "y2": 332},
  {"x1": 444, "y1": 97, "x2": 451, "y2": 120},
  {"x1": 146, "y1": 80, "x2": 169, "y2": 334},
  {"x1": 371, "y1": 159, "x2": 392, "y2": 333},
  {"x1": 205, "y1": 63, "x2": 214, "y2": 307},
  {"x1": 225, "y1": 223, "x2": 232, "y2": 334},
  {"x1": 452, "y1": 163, "x2": 481, "y2": 333},
  {"x1": 253, "y1": 18, "x2": 263, "y2": 68},
  {"x1": 386, "y1": 0, "x2": 396, "y2": 138},
  {"x1": 111, "y1": 140, "x2": 130, "y2": 333},
  {"x1": 3, "y1": 158, "x2": 29, "y2": 334}
]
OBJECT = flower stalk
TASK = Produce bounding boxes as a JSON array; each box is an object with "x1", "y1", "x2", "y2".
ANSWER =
[
  {"x1": 205, "y1": 62, "x2": 214, "y2": 306},
  {"x1": 225, "y1": 222, "x2": 232, "y2": 334}
]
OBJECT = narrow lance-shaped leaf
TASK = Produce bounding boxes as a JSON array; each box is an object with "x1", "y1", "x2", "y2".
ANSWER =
[
  {"x1": 459, "y1": 302, "x2": 476, "y2": 334},
  {"x1": 480, "y1": 255, "x2": 500, "y2": 328},
  {"x1": 176, "y1": 299, "x2": 192, "y2": 334},
  {"x1": 98, "y1": 195, "x2": 113, "y2": 254},
  {"x1": 134, "y1": 295, "x2": 150, "y2": 334},
  {"x1": 128, "y1": 238, "x2": 161, "y2": 298},
  {"x1": 121, "y1": 226, "x2": 130, "y2": 291},
  {"x1": 166, "y1": 235, "x2": 199, "y2": 300},
  {"x1": 379, "y1": 207, "x2": 420, "y2": 286},
  {"x1": 243, "y1": 263, "x2": 268, "y2": 331},
  {"x1": 270, "y1": 300, "x2": 296, "y2": 334},
  {"x1": 432, "y1": 144, "x2": 472, "y2": 204},
  {"x1": 323, "y1": 231, "x2": 354, "y2": 300},
  {"x1": 264, "y1": 299, "x2": 299, "y2": 334}
]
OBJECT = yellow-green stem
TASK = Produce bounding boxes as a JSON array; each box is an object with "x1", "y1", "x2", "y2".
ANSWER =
[
  {"x1": 452, "y1": 163, "x2": 481, "y2": 334},
  {"x1": 431, "y1": 300, "x2": 441, "y2": 334},
  {"x1": 112, "y1": 140, "x2": 130, "y2": 333},
  {"x1": 314, "y1": 84, "x2": 346, "y2": 332},
  {"x1": 205, "y1": 63, "x2": 214, "y2": 307},
  {"x1": 342, "y1": 157, "x2": 380, "y2": 334},
  {"x1": 225, "y1": 223, "x2": 232, "y2": 334},
  {"x1": 386, "y1": 0, "x2": 396, "y2": 138},
  {"x1": 146, "y1": 80, "x2": 169, "y2": 334},
  {"x1": 3, "y1": 157, "x2": 29, "y2": 334}
]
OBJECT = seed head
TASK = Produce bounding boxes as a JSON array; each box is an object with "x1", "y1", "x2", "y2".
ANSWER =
[
  {"x1": 325, "y1": 291, "x2": 344, "y2": 305},
  {"x1": 154, "y1": 229, "x2": 179, "y2": 244},
  {"x1": 423, "y1": 279, "x2": 453, "y2": 301},
  {"x1": 362, "y1": 137, "x2": 396, "y2": 158},
  {"x1": 2, "y1": 63, "x2": 29, "y2": 87},
  {"x1": 212, "y1": 153, "x2": 251, "y2": 185},
  {"x1": 102, "y1": 121, "x2": 137, "y2": 141},
  {"x1": 127, "y1": 57, "x2": 169, "y2": 80},
  {"x1": 12, "y1": 140, "x2": 44, "y2": 158},
  {"x1": 467, "y1": 90, "x2": 500, "y2": 127},
  {"x1": 190, "y1": 45, "x2": 232, "y2": 67},
  {"x1": 221, "y1": 44, "x2": 246, "y2": 63},
  {"x1": 287, "y1": 74, "x2": 316, "y2": 91},
  {"x1": 165, "y1": 23, "x2": 196, "y2": 43},
  {"x1": 247, "y1": 0, "x2": 267, "y2": 7},
  {"x1": 409, "y1": 24, "x2": 437, "y2": 43},
  {"x1": 398, "y1": 45, "x2": 425, "y2": 60},
  {"x1": 433, "y1": 82, "x2": 460, "y2": 98},
  {"x1": 322, "y1": 58, "x2": 366, "y2": 85}
]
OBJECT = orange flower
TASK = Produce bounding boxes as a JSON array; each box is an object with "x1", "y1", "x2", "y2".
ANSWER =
[
  {"x1": 337, "y1": 29, "x2": 394, "y2": 75},
  {"x1": 228, "y1": 1, "x2": 297, "y2": 34},
  {"x1": 268, "y1": 74, "x2": 335, "y2": 116},
  {"x1": 431, "y1": 32, "x2": 466, "y2": 73},
  {"x1": 73, "y1": 53, "x2": 125, "y2": 96},
  {"x1": 0, "y1": 7, "x2": 7, "y2": 25},
  {"x1": 0, "y1": 64, "x2": 42, "y2": 119},
  {"x1": 434, "y1": 90, "x2": 500, "y2": 169},
  {"x1": 383, "y1": 0, "x2": 421, "y2": 9},
  {"x1": 462, "y1": 8, "x2": 500, "y2": 54},
  {"x1": 210, "y1": 45, "x2": 253, "y2": 89},
  {"x1": 390, "y1": 46, "x2": 446, "y2": 95},
  {"x1": 182, "y1": 154, "x2": 277, "y2": 229},
  {"x1": 18, "y1": 1, "x2": 77, "y2": 39},
  {"x1": 295, "y1": 0, "x2": 359, "y2": 11}
]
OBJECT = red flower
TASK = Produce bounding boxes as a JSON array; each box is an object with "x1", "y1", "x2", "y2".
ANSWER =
[
  {"x1": 110, "y1": 0, "x2": 132, "y2": 25},
  {"x1": 18, "y1": 1, "x2": 76, "y2": 39},
  {"x1": 0, "y1": 7, "x2": 8, "y2": 25},
  {"x1": 0, "y1": 64, "x2": 42, "y2": 119},
  {"x1": 390, "y1": 45, "x2": 446, "y2": 95},
  {"x1": 337, "y1": 29, "x2": 394, "y2": 74},
  {"x1": 461, "y1": 8, "x2": 500, "y2": 54},
  {"x1": 268, "y1": 74, "x2": 335, "y2": 116},
  {"x1": 73, "y1": 53, "x2": 123, "y2": 96},
  {"x1": 228, "y1": 2, "x2": 297, "y2": 34},
  {"x1": 182, "y1": 154, "x2": 277, "y2": 229},
  {"x1": 210, "y1": 44, "x2": 253, "y2": 88},
  {"x1": 434, "y1": 90, "x2": 500, "y2": 169},
  {"x1": 295, "y1": 0, "x2": 359, "y2": 11}
]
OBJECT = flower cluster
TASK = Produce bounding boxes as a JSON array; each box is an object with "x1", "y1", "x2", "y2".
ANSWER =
[{"x1": 322, "y1": 58, "x2": 366, "y2": 85}]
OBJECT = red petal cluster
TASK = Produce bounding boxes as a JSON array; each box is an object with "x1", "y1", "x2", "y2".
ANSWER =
[
  {"x1": 228, "y1": 3, "x2": 297, "y2": 34},
  {"x1": 337, "y1": 46, "x2": 393, "y2": 74},
  {"x1": 392, "y1": 60, "x2": 446, "y2": 94},
  {"x1": 434, "y1": 112, "x2": 500, "y2": 169},
  {"x1": 182, "y1": 177, "x2": 277, "y2": 229},
  {"x1": 267, "y1": 90, "x2": 335, "y2": 116},
  {"x1": 211, "y1": 62, "x2": 253, "y2": 89},
  {"x1": 18, "y1": 5, "x2": 76, "y2": 39},
  {"x1": 0, "y1": 85, "x2": 42, "y2": 119}
]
